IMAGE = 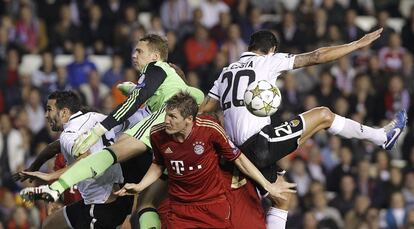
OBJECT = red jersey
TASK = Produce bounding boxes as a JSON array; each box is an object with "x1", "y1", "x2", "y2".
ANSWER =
[
  {"x1": 151, "y1": 116, "x2": 241, "y2": 203},
  {"x1": 54, "y1": 153, "x2": 82, "y2": 205}
]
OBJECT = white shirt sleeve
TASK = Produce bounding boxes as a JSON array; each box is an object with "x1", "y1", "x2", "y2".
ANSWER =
[
  {"x1": 208, "y1": 77, "x2": 221, "y2": 101},
  {"x1": 269, "y1": 53, "x2": 296, "y2": 74},
  {"x1": 60, "y1": 131, "x2": 78, "y2": 157}
]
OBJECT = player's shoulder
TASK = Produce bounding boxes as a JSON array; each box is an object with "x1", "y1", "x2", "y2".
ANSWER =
[
  {"x1": 144, "y1": 61, "x2": 168, "y2": 75},
  {"x1": 150, "y1": 123, "x2": 166, "y2": 135},
  {"x1": 195, "y1": 116, "x2": 227, "y2": 138}
]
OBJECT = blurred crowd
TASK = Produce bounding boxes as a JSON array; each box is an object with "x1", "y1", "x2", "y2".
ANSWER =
[{"x1": 0, "y1": 0, "x2": 413, "y2": 228}]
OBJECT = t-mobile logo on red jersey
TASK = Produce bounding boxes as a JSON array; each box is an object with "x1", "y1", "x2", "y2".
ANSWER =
[
  {"x1": 171, "y1": 160, "x2": 185, "y2": 175},
  {"x1": 170, "y1": 160, "x2": 203, "y2": 175}
]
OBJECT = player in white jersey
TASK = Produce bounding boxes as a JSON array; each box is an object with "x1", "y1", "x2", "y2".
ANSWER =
[
  {"x1": 199, "y1": 29, "x2": 408, "y2": 228},
  {"x1": 20, "y1": 91, "x2": 135, "y2": 229}
]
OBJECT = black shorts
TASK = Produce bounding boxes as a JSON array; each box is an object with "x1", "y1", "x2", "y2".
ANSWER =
[
  {"x1": 240, "y1": 115, "x2": 305, "y2": 183},
  {"x1": 64, "y1": 196, "x2": 132, "y2": 229}
]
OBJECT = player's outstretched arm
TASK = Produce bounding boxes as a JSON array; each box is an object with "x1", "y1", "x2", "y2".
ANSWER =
[
  {"x1": 114, "y1": 163, "x2": 163, "y2": 196},
  {"x1": 198, "y1": 95, "x2": 221, "y2": 114},
  {"x1": 293, "y1": 28, "x2": 383, "y2": 69},
  {"x1": 234, "y1": 153, "x2": 296, "y2": 200},
  {"x1": 12, "y1": 140, "x2": 61, "y2": 182}
]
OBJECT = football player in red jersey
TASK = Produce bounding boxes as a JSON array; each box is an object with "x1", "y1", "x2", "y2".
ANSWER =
[{"x1": 115, "y1": 92, "x2": 296, "y2": 228}]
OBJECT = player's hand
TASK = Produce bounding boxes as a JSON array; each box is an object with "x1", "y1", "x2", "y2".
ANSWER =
[
  {"x1": 20, "y1": 171, "x2": 54, "y2": 182},
  {"x1": 266, "y1": 175, "x2": 297, "y2": 201},
  {"x1": 114, "y1": 183, "x2": 142, "y2": 196},
  {"x1": 12, "y1": 170, "x2": 32, "y2": 182},
  {"x1": 356, "y1": 28, "x2": 383, "y2": 48},
  {"x1": 117, "y1": 81, "x2": 137, "y2": 96},
  {"x1": 268, "y1": 175, "x2": 295, "y2": 210},
  {"x1": 72, "y1": 123, "x2": 107, "y2": 157}
]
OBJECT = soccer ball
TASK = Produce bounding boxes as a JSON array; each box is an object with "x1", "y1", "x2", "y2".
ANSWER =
[{"x1": 244, "y1": 80, "x2": 282, "y2": 117}]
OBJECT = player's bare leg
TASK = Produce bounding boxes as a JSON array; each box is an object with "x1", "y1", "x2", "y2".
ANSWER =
[
  {"x1": 297, "y1": 107, "x2": 407, "y2": 150},
  {"x1": 20, "y1": 133, "x2": 151, "y2": 201},
  {"x1": 133, "y1": 179, "x2": 168, "y2": 229},
  {"x1": 266, "y1": 175, "x2": 294, "y2": 229}
]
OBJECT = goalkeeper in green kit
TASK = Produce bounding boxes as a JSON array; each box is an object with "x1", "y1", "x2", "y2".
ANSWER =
[{"x1": 20, "y1": 34, "x2": 204, "y2": 228}]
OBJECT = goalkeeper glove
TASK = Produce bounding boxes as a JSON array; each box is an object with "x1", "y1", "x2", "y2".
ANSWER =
[
  {"x1": 117, "y1": 81, "x2": 137, "y2": 96},
  {"x1": 72, "y1": 123, "x2": 107, "y2": 158}
]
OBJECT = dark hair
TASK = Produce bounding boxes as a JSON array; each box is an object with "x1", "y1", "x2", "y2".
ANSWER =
[
  {"x1": 48, "y1": 91, "x2": 81, "y2": 113},
  {"x1": 248, "y1": 30, "x2": 279, "y2": 53},
  {"x1": 165, "y1": 91, "x2": 198, "y2": 119},
  {"x1": 140, "y1": 34, "x2": 168, "y2": 61}
]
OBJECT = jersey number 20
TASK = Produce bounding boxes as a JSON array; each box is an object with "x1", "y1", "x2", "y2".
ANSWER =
[{"x1": 221, "y1": 69, "x2": 255, "y2": 110}]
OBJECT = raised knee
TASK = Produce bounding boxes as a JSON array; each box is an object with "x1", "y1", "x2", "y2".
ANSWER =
[{"x1": 316, "y1": 106, "x2": 335, "y2": 126}]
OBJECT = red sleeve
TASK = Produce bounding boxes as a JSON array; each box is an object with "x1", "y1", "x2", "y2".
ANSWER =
[
  {"x1": 53, "y1": 153, "x2": 66, "y2": 171},
  {"x1": 209, "y1": 121, "x2": 241, "y2": 161}
]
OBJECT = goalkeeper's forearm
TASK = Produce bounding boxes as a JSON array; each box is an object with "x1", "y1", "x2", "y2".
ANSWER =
[{"x1": 101, "y1": 88, "x2": 146, "y2": 130}]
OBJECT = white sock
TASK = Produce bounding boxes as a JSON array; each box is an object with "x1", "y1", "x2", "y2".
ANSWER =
[
  {"x1": 327, "y1": 115, "x2": 386, "y2": 145},
  {"x1": 266, "y1": 207, "x2": 288, "y2": 229}
]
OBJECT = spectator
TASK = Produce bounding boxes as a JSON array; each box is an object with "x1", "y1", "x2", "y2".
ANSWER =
[
  {"x1": 329, "y1": 174, "x2": 358, "y2": 216},
  {"x1": 0, "y1": 114, "x2": 25, "y2": 191},
  {"x1": 379, "y1": 191, "x2": 408, "y2": 229},
  {"x1": 366, "y1": 55, "x2": 389, "y2": 94},
  {"x1": 199, "y1": 0, "x2": 230, "y2": 29},
  {"x1": 370, "y1": 10, "x2": 396, "y2": 50},
  {"x1": 344, "y1": 194, "x2": 371, "y2": 229},
  {"x1": 321, "y1": 0, "x2": 345, "y2": 26},
  {"x1": 79, "y1": 69, "x2": 110, "y2": 109},
  {"x1": 311, "y1": 192, "x2": 344, "y2": 228},
  {"x1": 239, "y1": 7, "x2": 265, "y2": 43},
  {"x1": 330, "y1": 56, "x2": 356, "y2": 95},
  {"x1": 101, "y1": 53, "x2": 124, "y2": 88},
  {"x1": 279, "y1": 73, "x2": 304, "y2": 118},
  {"x1": 379, "y1": 33, "x2": 407, "y2": 73},
  {"x1": 273, "y1": 11, "x2": 304, "y2": 52},
  {"x1": 210, "y1": 11, "x2": 232, "y2": 45},
  {"x1": 220, "y1": 23, "x2": 246, "y2": 64},
  {"x1": 348, "y1": 74, "x2": 376, "y2": 123},
  {"x1": 48, "y1": 66, "x2": 72, "y2": 93},
  {"x1": 82, "y1": 4, "x2": 111, "y2": 54},
  {"x1": 160, "y1": 0, "x2": 193, "y2": 31},
  {"x1": 342, "y1": 9, "x2": 365, "y2": 43},
  {"x1": 383, "y1": 75, "x2": 410, "y2": 119},
  {"x1": 287, "y1": 157, "x2": 312, "y2": 197},
  {"x1": 327, "y1": 146, "x2": 353, "y2": 192},
  {"x1": 306, "y1": 145, "x2": 327, "y2": 184},
  {"x1": 66, "y1": 42, "x2": 97, "y2": 88},
  {"x1": 321, "y1": 135, "x2": 342, "y2": 172},
  {"x1": 401, "y1": 6, "x2": 414, "y2": 54},
  {"x1": 147, "y1": 15, "x2": 165, "y2": 37},
  {"x1": 312, "y1": 71, "x2": 341, "y2": 108},
  {"x1": 184, "y1": 25, "x2": 217, "y2": 71},
  {"x1": 24, "y1": 88, "x2": 45, "y2": 135},
  {"x1": 49, "y1": 4, "x2": 80, "y2": 54},
  {"x1": 402, "y1": 170, "x2": 414, "y2": 209},
  {"x1": 31, "y1": 51, "x2": 57, "y2": 99},
  {"x1": 355, "y1": 159, "x2": 377, "y2": 197},
  {"x1": 166, "y1": 31, "x2": 186, "y2": 69},
  {"x1": 6, "y1": 206, "x2": 30, "y2": 229},
  {"x1": 10, "y1": 5, "x2": 48, "y2": 53}
]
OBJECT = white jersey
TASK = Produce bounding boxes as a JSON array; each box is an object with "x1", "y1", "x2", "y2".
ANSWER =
[
  {"x1": 60, "y1": 111, "x2": 124, "y2": 205},
  {"x1": 208, "y1": 52, "x2": 295, "y2": 146}
]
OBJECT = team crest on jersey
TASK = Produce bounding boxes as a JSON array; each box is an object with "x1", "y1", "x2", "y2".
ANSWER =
[
  {"x1": 137, "y1": 74, "x2": 145, "y2": 84},
  {"x1": 289, "y1": 119, "x2": 300, "y2": 127},
  {"x1": 193, "y1": 141, "x2": 205, "y2": 155}
]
